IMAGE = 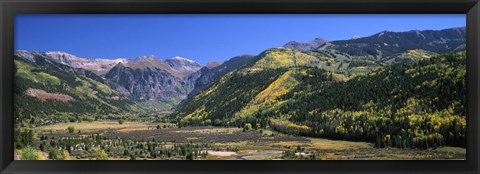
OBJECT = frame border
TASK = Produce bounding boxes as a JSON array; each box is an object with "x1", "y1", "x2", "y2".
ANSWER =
[{"x1": 1, "y1": 0, "x2": 479, "y2": 174}]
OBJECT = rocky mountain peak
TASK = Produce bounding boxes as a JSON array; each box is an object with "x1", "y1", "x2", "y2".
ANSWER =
[
  {"x1": 15, "y1": 50, "x2": 128, "y2": 75},
  {"x1": 171, "y1": 56, "x2": 197, "y2": 63},
  {"x1": 283, "y1": 37, "x2": 329, "y2": 51},
  {"x1": 206, "y1": 61, "x2": 222, "y2": 69},
  {"x1": 164, "y1": 56, "x2": 204, "y2": 77}
]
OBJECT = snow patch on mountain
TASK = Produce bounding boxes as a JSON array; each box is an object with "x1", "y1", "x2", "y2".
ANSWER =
[{"x1": 17, "y1": 51, "x2": 129, "y2": 75}]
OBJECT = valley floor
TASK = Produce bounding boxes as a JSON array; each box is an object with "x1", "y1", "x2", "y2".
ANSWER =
[{"x1": 25, "y1": 121, "x2": 466, "y2": 160}]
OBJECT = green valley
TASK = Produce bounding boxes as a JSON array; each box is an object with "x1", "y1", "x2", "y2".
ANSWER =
[{"x1": 13, "y1": 26, "x2": 467, "y2": 160}]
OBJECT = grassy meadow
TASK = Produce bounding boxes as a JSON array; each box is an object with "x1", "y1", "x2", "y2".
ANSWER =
[{"x1": 14, "y1": 121, "x2": 465, "y2": 160}]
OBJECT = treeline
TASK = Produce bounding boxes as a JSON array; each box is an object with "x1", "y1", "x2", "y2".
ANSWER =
[{"x1": 25, "y1": 133, "x2": 210, "y2": 160}]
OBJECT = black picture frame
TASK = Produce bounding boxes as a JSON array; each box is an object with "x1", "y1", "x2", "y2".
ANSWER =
[{"x1": 1, "y1": 0, "x2": 479, "y2": 173}]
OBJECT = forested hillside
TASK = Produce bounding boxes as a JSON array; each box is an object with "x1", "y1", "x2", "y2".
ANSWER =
[
  {"x1": 172, "y1": 51, "x2": 466, "y2": 149},
  {"x1": 14, "y1": 55, "x2": 143, "y2": 128},
  {"x1": 270, "y1": 51, "x2": 466, "y2": 149}
]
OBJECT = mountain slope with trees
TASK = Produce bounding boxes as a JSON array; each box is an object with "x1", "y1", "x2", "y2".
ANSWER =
[
  {"x1": 14, "y1": 54, "x2": 143, "y2": 128},
  {"x1": 191, "y1": 55, "x2": 255, "y2": 95},
  {"x1": 172, "y1": 49, "x2": 466, "y2": 149}
]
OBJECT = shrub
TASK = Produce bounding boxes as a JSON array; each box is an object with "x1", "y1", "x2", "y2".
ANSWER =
[
  {"x1": 49, "y1": 149, "x2": 63, "y2": 160},
  {"x1": 62, "y1": 150, "x2": 70, "y2": 160},
  {"x1": 96, "y1": 149, "x2": 108, "y2": 160},
  {"x1": 243, "y1": 123, "x2": 252, "y2": 132},
  {"x1": 66, "y1": 126, "x2": 75, "y2": 133},
  {"x1": 21, "y1": 146, "x2": 39, "y2": 160}
]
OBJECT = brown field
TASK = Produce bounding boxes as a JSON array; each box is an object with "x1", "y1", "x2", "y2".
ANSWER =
[
  {"x1": 36, "y1": 121, "x2": 157, "y2": 132},
  {"x1": 34, "y1": 121, "x2": 466, "y2": 160},
  {"x1": 25, "y1": 88, "x2": 74, "y2": 102}
]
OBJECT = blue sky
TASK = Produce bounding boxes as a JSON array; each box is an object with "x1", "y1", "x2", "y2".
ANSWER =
[{"x1": 15, "y1": 14, "x2": 465, "y2": 64}]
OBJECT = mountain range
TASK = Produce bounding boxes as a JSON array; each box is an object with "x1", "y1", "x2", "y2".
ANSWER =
[
  {"x1": 14, "y1": 26, "x2": 466, "y2": 116},
  {"x1": 283, "y1": 27, "x2": 466, "y2": 61},
  {"x1": 12, "y1": 26, "x2": 468, "y2": 151},
  {"x1": 170, "y1": 27, "x2": 466, "y2": 149}
]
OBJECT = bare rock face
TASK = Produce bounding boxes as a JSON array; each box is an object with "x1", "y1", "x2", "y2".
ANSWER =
[
  {"x1": 283, "y1": 38, "x2": 329, "y2": 51},
  {"x1": 206, "y1": 61, "x2": 222, "y2": 69},
  {"x1": 43, "y1": 51, "x2": 128, "y2": 75},
  {"x1": 105, "y1": 60, "x2": 192, "y2": 101},
  {"x1": 164, "y1": 56, "x2": 204, "y2": 77},
  {"x1": 104, "y1": 54, "x2": 254, "y2": 102},
  {"x1": 15, "y1": 50, "x2": 128, "y2": 75}
]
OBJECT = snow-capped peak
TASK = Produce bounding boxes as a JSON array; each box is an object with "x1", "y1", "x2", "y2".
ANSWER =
[{"x1": 172, "y1": 56, "x2": 196, "y2": 63}]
